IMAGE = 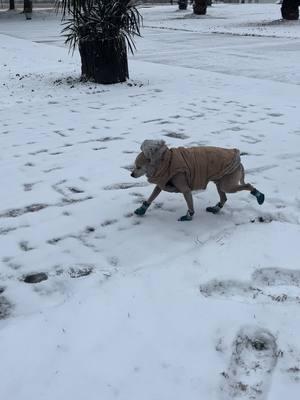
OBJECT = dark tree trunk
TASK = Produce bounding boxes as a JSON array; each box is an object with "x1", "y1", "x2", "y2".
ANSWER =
[
  {"x1": 79, "y1": 37, "x2": 129, "y2": 84},
  {"x1": 281, "y1": 0, "x2": 299, "y2": 20},
  {"x1": 193, "y1": 0, "x2": 207, "y2": 15},
  {"x1": 9, "y1": 0, "x2": 15, "y2": 10},
  {"x1": 178, "y1": 0, "x2": 188, "y2": 10},
  {"x1": 24, "y1": 0, "x2": 32, "y2": 13}
]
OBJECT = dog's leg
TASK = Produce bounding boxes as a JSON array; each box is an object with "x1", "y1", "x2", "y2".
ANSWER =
[
  {"x1": 216, "y1": 165, "x2": 265, "y2": 206},
  {"x1": 206, "y1": 183, "x2": 227, "y2": 214},
  {"x1": 134, "y1": 185, "x2": 161, "y2": 216},
  {"x1": 178, "y1": 191, "x2": 195, "y2": 221},
  {"x1": 241, "y1": 164, "x2": 265, "y2": 205},
  {"x1": 222, "y1": 182, "x2": 265, "y2": 205},
  {"x1": 147, "y1": 185, "x2": 162, "y2": 204},
  {"x1": 170, "y1": 174, "x2": 195, "y2": 221}
]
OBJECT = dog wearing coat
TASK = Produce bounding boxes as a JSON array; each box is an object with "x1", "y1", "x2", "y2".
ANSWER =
[{"x1": 131, "y1": 140, "x2": 265, "y2": 221}]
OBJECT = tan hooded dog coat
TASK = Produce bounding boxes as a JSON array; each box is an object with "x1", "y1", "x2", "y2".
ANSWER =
[{"x1": 148, "y1": 146, "x2": 241, "y2": 191}]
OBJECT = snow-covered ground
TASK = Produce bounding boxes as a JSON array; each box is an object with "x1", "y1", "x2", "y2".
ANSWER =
[{"x1": 0, "y1": 4, "x2": 300, "y2": 400}]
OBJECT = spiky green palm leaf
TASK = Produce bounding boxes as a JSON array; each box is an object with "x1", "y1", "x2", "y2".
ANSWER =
[{"x1": 58, "y1": 0, "x2": 142, "y2": 54}]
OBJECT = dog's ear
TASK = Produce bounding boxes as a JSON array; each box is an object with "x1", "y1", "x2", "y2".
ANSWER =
[{"x1": 141, "y1": 140, "x2": 167, "y2": 161}]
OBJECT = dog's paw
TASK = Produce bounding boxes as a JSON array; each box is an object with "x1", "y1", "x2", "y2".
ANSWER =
[
  {"x1": 134, "y1": 201, "x2": 150, "y2": 216},
  {"x1": 178, "y1": 210, "x2": 194, "y2": 221},
  {"x1": 134, "y1": 207, "x2": 146, "y2": 216},
  {"x1": 257, "y1": 192, "x2": 265, "y2": 205},
  {"x1": 251, "y1": 189, "x2": 265, "y2": 205},
  {"x1": 206, "y1": 203, "x2": 222, "y2": 214}
]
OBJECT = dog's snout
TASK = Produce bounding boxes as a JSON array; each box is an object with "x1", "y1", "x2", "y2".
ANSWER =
[{"x1": 131, "y1": 171, "x2": 135, "y2": 178}]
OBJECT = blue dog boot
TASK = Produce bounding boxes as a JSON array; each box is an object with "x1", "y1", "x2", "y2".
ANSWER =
[
  {"x1": 251, "y1": 189, "x2": 265, "y2": 205},
  {"x1": 178, "y1": 210, "x2": 194, "y2": 221},
  {"x1": 206, "y1": 202, "x2": 223, "y2": 214},
  {"x1": 134, "y1": 201, "x2": 150, "y2": 216}
]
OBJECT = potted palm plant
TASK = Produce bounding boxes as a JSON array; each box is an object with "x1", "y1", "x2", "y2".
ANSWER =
[
  {"x1": 178, "y1": 0, "x2": 188, "y2": 10},
  {"x1": 193, "y1": 0, "x2": 208, "y2": 15},
  {"x1": 57, "y1": 0, "x2": 142, "y2": 84},
  {"x1": 281, "y1": 0, "x2": 299, "y2": 20}
]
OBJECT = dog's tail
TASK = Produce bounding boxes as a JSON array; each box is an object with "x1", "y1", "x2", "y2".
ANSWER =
[
  {"x1": 240, "y1": 164, "x2": 246, "y2": 185},
  {"x1": 239, "y1": 152, "x2": 248, "y2": 184}
]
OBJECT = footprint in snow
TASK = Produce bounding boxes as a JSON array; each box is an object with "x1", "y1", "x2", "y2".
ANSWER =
[
  {"x1": 0, "y1": 290, "x2": 12, "y2": 320},
  {"x1": 68, "y1": 265, "x2": 94, "y2": 278},
  {"x1": 164, "y1": 132, "x2": 190, "y2": 140},
  {"x1": 22, "y1": 272, "x2": 48, "y2": 284},
  {"x1": 220, "y1": 326, "x2": 278, "y2": 400},
  {"x1": 104, "y1": 182, "x2": 148, "y2": 190},
  {"x1": 101, "y1": 219, "x2": 118, "y2": 227},
  {"x1": 200, "y1": 267, "x2": 300, "y2": 305},
  {"x1": 267, "y1": 113, "x2": 284, "y2": 118},
  {"x1": 252, "y1": 267, "x2": 300, "y2": 287}
]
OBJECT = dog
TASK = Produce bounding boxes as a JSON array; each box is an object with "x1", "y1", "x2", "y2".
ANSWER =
[{"x1": 131, "y1": 140, "x2": 264, "y2": 221}]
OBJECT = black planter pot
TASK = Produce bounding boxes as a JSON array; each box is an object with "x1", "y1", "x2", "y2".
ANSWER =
[
  {"x1": 178, "y1": 0, "x2": 188, "y2": 10},
  {"x1": 281, "y1": 0, "x2": 299, "y2": 20},
  {"x1": 193, "y1": 0, "x2": 207, "y2": 15},
  {"x1": 79, "y1": 36, "x2": 129, "y2": 84},
  {"x1": 23, "y1": 0, "x2": 32, "y2": 19}
]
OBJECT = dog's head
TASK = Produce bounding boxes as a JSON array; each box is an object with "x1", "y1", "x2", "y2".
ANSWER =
[
  {"x1": 131, "y1": 139, "x2": 168, "y2": 178},
  {"x1": 131, "y1": 151, "x2": 150, "y2": 178}
]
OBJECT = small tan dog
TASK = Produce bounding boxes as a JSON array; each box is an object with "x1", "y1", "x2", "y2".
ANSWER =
[{"x1": 131, "y1": 140, "x2": 264, "y2": 221}]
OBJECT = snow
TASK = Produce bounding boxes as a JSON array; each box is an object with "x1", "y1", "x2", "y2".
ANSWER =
[{"x1": 1, "y1": 4, "x2": 300, "y2": 400}]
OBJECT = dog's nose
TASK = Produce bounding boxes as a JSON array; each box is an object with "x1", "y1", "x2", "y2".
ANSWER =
[{"x1": 131, "y1": 172, "x2": 135, "y2": 178}]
